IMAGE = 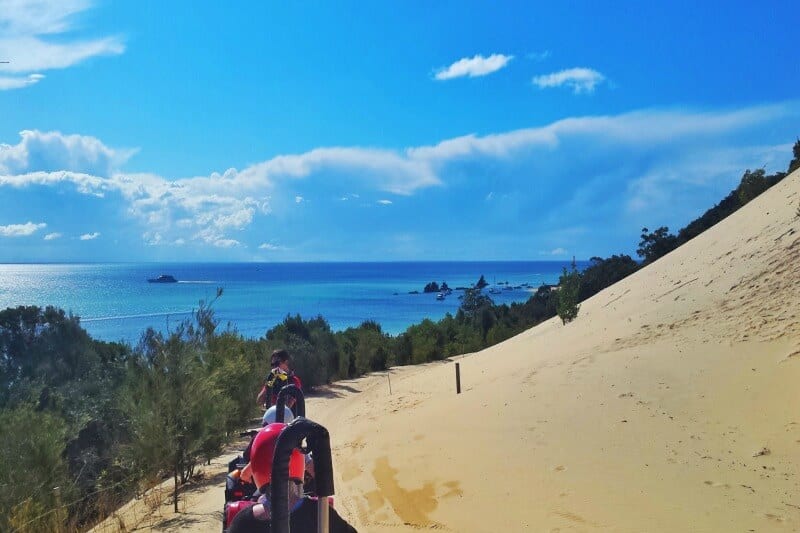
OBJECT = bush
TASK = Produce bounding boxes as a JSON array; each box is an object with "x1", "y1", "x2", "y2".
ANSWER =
[
  {"x1": 0, "y1": 406, "x2": 75, "y2": 532},
  {"x1": 556, "y1": 261, "x2": 581, "y2": 325}
]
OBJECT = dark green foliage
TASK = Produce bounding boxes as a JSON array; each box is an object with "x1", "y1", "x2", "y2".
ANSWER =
[
  {"x1": 389, "y1": 333, "x2": 413, "y2": 367},
  {"x1": 579, "y1": 255, "x2": 639, "y2": 301},
  {"x1": 475, "y1": 274, "x2": 489, "y2": 289},
  {"x1": 0, "y1": 306, "x2": 129, "y2": 419},
  {"x1": 406, "y1": 319, "x2": 445, "y2": 363},
  {"x1": 637, "y1": 226, "x2": 678, "y2": 264},
  {"x1": 736, "y1": 168, "x2": 769, "y2": 205},
  {"x1": 123, "y1": 304, "x2": 233, "y2": 500},
  {"x1": 0, "y1": 406, "x2": 75, "y2": 532},
  {"x1": 458, "y1": 288, "x2": 496, "y2": 341},
  {"x1": 788, "y1": 139, "x2": 800, "y2": 174},
  {"x1": 265, "y1": 314, "x2": 338, "y2": 386},
  {"x1": 556, "y1": 260, "x2": 581, "y2": 325}
]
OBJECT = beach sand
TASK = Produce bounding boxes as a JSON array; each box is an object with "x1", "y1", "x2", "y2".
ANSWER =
[{"x1": 94, "y1": 167, "x2": 800, "y2": 531}]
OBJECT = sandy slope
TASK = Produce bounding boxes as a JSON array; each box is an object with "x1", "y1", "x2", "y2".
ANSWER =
[{"x1": 95, "y1": 168, "x2": 800, "y2": 532}]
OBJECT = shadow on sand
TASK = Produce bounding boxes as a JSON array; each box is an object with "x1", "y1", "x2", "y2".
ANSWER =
[{"x1": 308, "y1": 382, "x2": 362, "y2": 399}]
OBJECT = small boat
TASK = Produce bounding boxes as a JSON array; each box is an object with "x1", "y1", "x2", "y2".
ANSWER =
[
  {"x1": 148, "y1": 274, "x2": 178, "y2": 283},
  {"x1": 436, "y1": 292, "x2": 445, "y2": 300}
]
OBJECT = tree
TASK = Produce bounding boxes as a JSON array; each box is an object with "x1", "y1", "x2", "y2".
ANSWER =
[
  {"x1": 556, "y1": 260, "x2": 581, "y2": 325},
  {"x1": 637, "y1": 226, "x2": 678, "y2": 264},
  {"x1": 123, "y1": 302, "x2": 231, "y2": 512},
  {"x1": 736, "y1": 168, "x2": 768, "y2": 205},
  {"x1": 406, "y1": 319, "x2": 444, "y2": 363},
  {"x1": 789, "y1": 139, "x2": 800, "y2": 174},
  {"x1": 475, "y1": 275, "x2": 489, "y2": 289},
  {"x1": 458, "y1": 288, "x2": 495, "y2": 340},
  {"x1": 0, "y1": 406, "x2": 74, "y2": 532},
  {"x1": 265, "y1": 314, "x2": 338, "y2": 387},
  {"x1": 578, "y1": 255, "x2": 639, "y2": 301}
]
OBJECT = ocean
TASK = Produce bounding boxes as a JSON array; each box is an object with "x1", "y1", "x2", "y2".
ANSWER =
[{"x1": 0, "y1": 262, "x2": 580, "y2": 343}]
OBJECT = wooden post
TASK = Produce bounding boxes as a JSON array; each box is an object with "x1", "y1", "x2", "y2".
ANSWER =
[
  {"x1": 387, "y1": 370, "x2": 392, "y2": 395},
  {"x1": 455, "y1": 362, "x2": 461, "y2": 394}
]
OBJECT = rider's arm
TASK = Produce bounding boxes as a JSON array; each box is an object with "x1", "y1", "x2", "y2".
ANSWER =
[{"x1": 256, "y1": 385, "x2": 267, "y2": 406}]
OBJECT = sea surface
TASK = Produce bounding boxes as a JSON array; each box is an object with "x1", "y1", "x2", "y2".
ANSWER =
[{"x1": 0, "y1": 262, "x2": 581, "y2": 343}]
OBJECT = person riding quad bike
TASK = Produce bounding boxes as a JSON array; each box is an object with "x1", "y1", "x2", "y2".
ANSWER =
[
  {"x1": 228, "y1": 422, "x2": 356, "y2": 533},
  {"x1": 257, "y1": 349, "x2": 303, "y2": 411}
]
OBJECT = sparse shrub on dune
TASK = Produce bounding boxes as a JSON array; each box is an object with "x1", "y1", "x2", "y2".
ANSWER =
[{"x1": 556, "y1": 260, "x2": 581, "y2": 325}]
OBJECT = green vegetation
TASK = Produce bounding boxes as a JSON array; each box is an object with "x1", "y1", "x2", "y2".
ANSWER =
[
  {"x1": 0, "y1": 140, "x2": 797, "y2": 531},
  {"x1": 556, "y1": 259, "x2": 581, "y2": 324}
]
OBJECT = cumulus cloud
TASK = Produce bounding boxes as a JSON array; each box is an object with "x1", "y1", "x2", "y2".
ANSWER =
[
  {"x1": 258, "y1": 242, "x2": 282, "y2": 250},
  {"x1": 0, "y1": 0, "x2": 124, "y2": 90},
  {"x1": 295, "y1": 196, "x2": 304, "y2": 203},
  {"x1": 79, "y1": 232, "x2": 100, "y2": 240},
  {"x1": 0, "y1": 221, "x2": 46, "y2": 237},
  {"x1": 377, "y1": 199, "x2": 392, "y2": 205},
  {"x1": 0, "y1": 102, "x2": 797, "y2": 252},
  {"x1": 43, "y1": 232, "x2": 61, "y2": 240},
  {"x1": 434, "y1": 53, "x2": 513, "y2": 80},
  {"x1": 533, "y1": 67, "x2": 606, "y2": 94},
  {"x1": 0, "y1": 129, "x2": 134, "y2": 177}
]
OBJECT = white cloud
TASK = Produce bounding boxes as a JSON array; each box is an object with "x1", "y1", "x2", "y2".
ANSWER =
[
  {"x1": 625, "y1": 143, "x2": 793, "y2": 214},
  {"x1": 0, "y1": 103, "x2": 796, "y2": 251},
  {"x1": 0, "y1": 0, "x2": 124, "y2": 90},
  {"x1": 0, "y1": 221, "x2": 45, "y2": 236},
  {"x1": 527, "y1": 50, "x2": 551, "y2": 61},
  {"x1": 0, "y1": 72, "x2": 44, "y2": 90},
  {"x1": 43, "y1": 232, "x2": 61, "y2": 240},
  {"x1": 295, "y1": 196, "x2": 304, "y2": 203},
  {"x1": 142, "y1": 231, "x2": 162, "y2": 245},
  {"x1": 540, "y1": 247, "x2": 568, "y2": 256},
  {"x1": 258, "y1": 242, "x2": 282, "y2": 250},
  {"x1": 79, "y1": 232, "x2": 100, "y2": 240},
  {"x1": 533, "y1": 67, "x2": 606, "y2": 94},
  {"x1": 434, "y1": 53, "x2": 513, "y2": 80},
  {"x1": 212, "y1": 238, "x2": 240, "y2": 248},
  {"x1": 377, "y1": 199, "x2": 392, "y2": 205},
  {"x1": 0, "y1": 129, "x2": 134, "y2": 177}
]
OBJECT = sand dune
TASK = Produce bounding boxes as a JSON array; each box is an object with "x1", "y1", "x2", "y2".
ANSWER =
[
  {"x1": 95, "y1": 168, "x2": 800, "y2": 532},
  {"x1": 319, "y1": 168, "x2": 800, "y2": 531}
]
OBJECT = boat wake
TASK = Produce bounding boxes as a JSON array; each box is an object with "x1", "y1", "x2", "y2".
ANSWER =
[{"x1": 81, "y1": 310, "x2": 194, "y2": 322}]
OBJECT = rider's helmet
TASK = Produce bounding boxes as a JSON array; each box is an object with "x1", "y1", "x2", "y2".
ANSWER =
[
  {"x1": 262, "y1": 405, "x2": 295, "y2": 426},
  {"x1": 250, "y1": 423, "x2": 305, "y2": 489}
]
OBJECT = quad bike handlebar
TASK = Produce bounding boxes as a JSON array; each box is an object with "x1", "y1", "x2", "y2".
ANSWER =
[{"x1": 271, "y1": 417, "x2": 334, "y2": 533}]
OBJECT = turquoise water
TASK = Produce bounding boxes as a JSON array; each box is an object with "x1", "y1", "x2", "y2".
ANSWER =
[{"x1": 0, "y1": 262, "x2": 578, "y2": 343}]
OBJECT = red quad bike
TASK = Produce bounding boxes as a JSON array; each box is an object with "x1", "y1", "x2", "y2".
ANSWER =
[
  {"x1": 222, "y1": 417, "x2": 337, "y2": 533},
  {"x1": 222, "y1": 385, "x2": 307, "y2": 532},
  {"x1": 272, "y1": 417, "x2": 337, "y2": 533}
]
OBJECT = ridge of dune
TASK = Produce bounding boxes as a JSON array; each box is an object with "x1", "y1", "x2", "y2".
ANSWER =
[{"x1": 318, "y1": 168, "x2": 800, "y2": 532}]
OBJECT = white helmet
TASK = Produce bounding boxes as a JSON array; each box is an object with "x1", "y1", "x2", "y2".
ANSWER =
[{"x1": 262, "y1": 405, "x2": 294, "y2": 426}]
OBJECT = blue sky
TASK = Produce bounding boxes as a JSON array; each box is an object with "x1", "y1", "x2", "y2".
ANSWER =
[{"x1": 1, "y1": 0, "x2": 798, "y2": 262}]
